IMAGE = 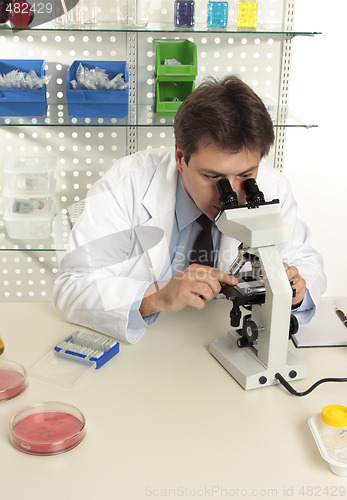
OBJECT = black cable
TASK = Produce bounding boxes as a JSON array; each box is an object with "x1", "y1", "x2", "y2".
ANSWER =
[{"x1": 275, "y1": 372, "x2": 347, "y2": 397}]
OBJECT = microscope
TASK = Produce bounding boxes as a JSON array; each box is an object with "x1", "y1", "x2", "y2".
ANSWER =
[{"x1": 209, "y1": 178, "x2": 306, "y2": 390}]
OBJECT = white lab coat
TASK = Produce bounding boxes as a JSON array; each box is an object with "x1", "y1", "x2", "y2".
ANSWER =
[{"x1": 52, "y1": 147, "x2": 326, "y2": 343}]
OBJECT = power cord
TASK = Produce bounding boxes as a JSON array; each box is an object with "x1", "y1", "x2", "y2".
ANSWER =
[{"x1": 275, "y1": 372, "x2": 347, "y2": 397}]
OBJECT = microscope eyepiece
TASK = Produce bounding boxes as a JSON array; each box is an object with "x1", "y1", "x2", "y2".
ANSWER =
[
  {"x1": 244, "y1": 178, "x2": 265, "y2": 205},
  {"x1": 216, "y1": 178, "x2": 239, "y2": 209}
]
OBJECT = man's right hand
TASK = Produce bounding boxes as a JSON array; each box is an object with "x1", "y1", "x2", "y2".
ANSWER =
[{"x1": 139, "y1": 264, "x2": 238, "y2": 318}]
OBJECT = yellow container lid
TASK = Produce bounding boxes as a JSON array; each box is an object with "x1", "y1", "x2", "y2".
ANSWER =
[{"x1": 321, "y1": 405, "x2": 347, "y2": 427}]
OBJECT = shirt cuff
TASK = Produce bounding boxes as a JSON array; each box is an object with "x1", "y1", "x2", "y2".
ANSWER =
[
  {"x1": 291, "y1": 289, "x2": 316, "y2": 324},
  {"x1": 127, "y1": 283, "x2": 160, "y2": 330}
]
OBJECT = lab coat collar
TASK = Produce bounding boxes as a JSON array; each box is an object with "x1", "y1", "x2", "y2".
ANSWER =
[
  {"x1": 142, "y1": 147, "x2": 178, "y2": 219},
  {"x1": 139, "y1": 148, "x2": 178, "y2": 282}
]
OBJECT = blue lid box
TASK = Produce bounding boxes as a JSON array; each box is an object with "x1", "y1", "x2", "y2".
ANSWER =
[
  {"x1": 0, "y1": 59, "x2": 47, "y2": 117},
  {"x1": 66, "y1": 60, "x2": 129, "y2": 118}
]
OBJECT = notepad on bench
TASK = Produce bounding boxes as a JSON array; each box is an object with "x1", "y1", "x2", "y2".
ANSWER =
[{"x1": 291, "y1": 298, "x2": 347, "y2": 348}]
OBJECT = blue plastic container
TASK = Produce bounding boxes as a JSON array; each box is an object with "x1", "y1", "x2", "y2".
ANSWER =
[
  {"x1": 66, "y1": 60, "x2": 129, "y2": 118},
  {"x1": 207, "y1": 1, "x2": 228, "y2": 28},
  {"x1": 0, "y1": 59, "x2": 47, "y2": 117}
]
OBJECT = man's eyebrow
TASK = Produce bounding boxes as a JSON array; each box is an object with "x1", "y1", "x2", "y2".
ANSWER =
[{"x1": 200, "y1": 166, "x2": 258, "y2": 176}]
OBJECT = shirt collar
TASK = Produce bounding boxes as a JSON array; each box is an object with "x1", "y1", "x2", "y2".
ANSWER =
[{"x1": 175, "y1": 173, "x2": 202, "y2": 231}]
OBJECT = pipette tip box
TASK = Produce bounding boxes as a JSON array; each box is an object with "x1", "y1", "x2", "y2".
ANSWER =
[
  {"x1": 54, "y1": 330, "x2": 119, "y2": 369},
  {"x1": 30, "y1": 330, "x2": 119, "y2": 388}
]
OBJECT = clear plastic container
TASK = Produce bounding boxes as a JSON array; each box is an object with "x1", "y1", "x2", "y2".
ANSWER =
[
  {"x1": 53, "y1": 0, "x2": 97, "y2": 26},
  {"x1": 117, "y1": 0, "x2": 149, "y2": 28},
  {"x1": 78, "y1": 0, "x2": 98, "y2": 25},
  {"x1": 320, "y1": 405, "x2": 347, "y2": 462},
  {"x1": 0, "y1": 360, "x2": 28, "y2": 402},
  {"x1": 9, "y1": 402, "x2": 86, "y2": 455},
  {"x1": 3, "y1": 181, "x2": 55, "y2": 216},
  {"x1": 4, "y1": 208, "x2": 54, "y2": 240},
  {"x1": 4, "y1": 154, "x2": 56, "y2": 194}
]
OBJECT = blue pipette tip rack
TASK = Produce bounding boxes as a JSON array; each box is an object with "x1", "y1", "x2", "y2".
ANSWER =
[{"x1": 54, "y1": 330, "x2": 119, "y2": 369}]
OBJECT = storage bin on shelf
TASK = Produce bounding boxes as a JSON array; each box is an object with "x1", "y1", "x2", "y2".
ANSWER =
[
  {"x1": 4, "y1": 209, "x2": 55, "y2": 240},
  {"x1": 4, "y1": 155, "x2": 56, "y2": 193},
  {"x1": 154, "y1": 81, "x2": 195, "y2": 117},
  {"x1": 3, "y1": 154, "x2": 57, "y2": 240},
  {"x1": 154, "y1": 39, "x2": 198, "y2": 82},
  {"x1": 3, "y1": 181, "x2": 55, "y2": 216},
  {"x1": 154, "y1": 39, "x2": 197, "y2": 117},
  {"x1": 0, "y1": 59, "x2": 47, "y2": 117},
  {"x1": 66, "y1": 60, "x2": 129, "y2": 118}
]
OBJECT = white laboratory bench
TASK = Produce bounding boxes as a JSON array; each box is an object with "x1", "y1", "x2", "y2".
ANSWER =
[{"x1": 1, "y1": 299, "x2": 347, "y2": 500}]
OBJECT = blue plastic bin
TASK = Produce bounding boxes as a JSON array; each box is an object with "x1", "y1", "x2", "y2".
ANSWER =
[
  {"x1": 0, "y1": 59, "x2": 47, "y2": 117},
  {"x1": 66, "y1": 60, "x2": 129, "y2": 118}
]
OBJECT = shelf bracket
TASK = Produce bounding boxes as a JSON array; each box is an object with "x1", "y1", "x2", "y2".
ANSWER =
[
  {"x1": 126, "y1": 31, "x2": 137, "y2": 155},
  {"x1": 274, "y1": 0, "x2": 295, "y2": 172}
]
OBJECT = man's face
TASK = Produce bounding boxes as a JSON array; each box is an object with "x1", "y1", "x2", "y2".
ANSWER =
[{"x1": 175, "y1": 141, "x2": 262, "y2": 220}]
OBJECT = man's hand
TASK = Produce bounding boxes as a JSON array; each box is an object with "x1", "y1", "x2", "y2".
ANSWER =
[
  {"x1": 283, "y1": 263, "x2": 306, "y2": 306},
  {"x1": 139, "y1": 264, "x2": 238, "y2": 318}
]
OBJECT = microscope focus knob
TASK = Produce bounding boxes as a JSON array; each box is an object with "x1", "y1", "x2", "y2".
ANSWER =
[
  {"x1": 289, "y1": 314, "x2": 299, "y2": 338},
  {"x1": 237, "y1": 317, "x2": 259, "y2": 348},
  {"x1": 244, "y1": 319, "x2": 258, "y2": 343}
]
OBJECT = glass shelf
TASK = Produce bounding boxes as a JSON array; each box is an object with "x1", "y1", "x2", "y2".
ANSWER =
[
  {"x1": 0, "y1": 21, "x2": 321, "y2": 36},
  {"x1": 0, "y1": 216, "x2": 69, "y2": 252},
  {"x1": 0, "y1": 104, "x2": 318, "y2": 128},
  {"x1": 0, "y1": 232, "x2": 67, "y2": 252}
]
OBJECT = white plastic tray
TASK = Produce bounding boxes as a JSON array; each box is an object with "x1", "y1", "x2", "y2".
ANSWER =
[{"x1": 308, "y1": 414, "x2": 347, "y2": 476}]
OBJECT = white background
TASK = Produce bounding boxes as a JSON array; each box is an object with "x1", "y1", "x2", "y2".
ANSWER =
[{"x1": 285, "y1": 1, "x2": 347, "y2": 297}]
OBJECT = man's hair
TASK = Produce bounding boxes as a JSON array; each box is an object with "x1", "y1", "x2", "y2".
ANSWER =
[{"x1": 173, "y1": 75, "x2": 275, "y2": 164}]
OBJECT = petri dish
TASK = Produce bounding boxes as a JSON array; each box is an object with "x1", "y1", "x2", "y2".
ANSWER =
[
  {"x1": 0, "y1": 359, "x2": 28, "y2": 402},
  {"x1": 9, "y1": 402, "x2": 86, "y2": 455}
]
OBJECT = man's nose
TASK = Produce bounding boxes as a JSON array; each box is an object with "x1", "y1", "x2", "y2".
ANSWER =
[{"x1": 226, "y1": 177, "x2": 243, "y2": 194}]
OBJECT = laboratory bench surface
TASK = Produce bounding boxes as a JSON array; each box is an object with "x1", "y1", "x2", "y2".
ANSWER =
[{"x1": 1, "y1": 299, "x2": 347, "y2": 500}]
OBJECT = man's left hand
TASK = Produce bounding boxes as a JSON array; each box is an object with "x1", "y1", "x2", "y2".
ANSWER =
[{"x1": 283, "y1": 263, "x2": 306, "y2": 306}]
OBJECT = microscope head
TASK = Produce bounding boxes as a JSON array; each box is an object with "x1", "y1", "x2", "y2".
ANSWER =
[{"x1": 214, "y1": 178, "x2": 290, "y2": 248}]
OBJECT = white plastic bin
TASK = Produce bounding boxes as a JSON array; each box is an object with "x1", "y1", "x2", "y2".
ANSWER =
[
  {"x1": 4, "y1": 155, "x2": 56, "y2": 194},
  {"x1": 4, "y1": 209, "x2": 54, "y2": 240}
]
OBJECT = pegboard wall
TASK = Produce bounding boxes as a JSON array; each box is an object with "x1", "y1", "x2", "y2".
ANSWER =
[{"x1": 0, "y1": 0, "x2": 296, "y2": 301}]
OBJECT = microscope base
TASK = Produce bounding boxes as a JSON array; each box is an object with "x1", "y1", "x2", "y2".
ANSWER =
[{"x1": 209, "y1": 330, "x2": 306, "y2": 391}]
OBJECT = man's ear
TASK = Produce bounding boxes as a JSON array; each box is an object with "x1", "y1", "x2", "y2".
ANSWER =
[{"x1": 175, "y1": 143, "x2": 185, "y2": 173}]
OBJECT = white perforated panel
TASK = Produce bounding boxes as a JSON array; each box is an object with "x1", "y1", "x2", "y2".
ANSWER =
[{"x1": 0, "y1": 0, "x2": 293, "y2": 301}]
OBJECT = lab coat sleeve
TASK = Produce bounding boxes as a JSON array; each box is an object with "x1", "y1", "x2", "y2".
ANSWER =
[
  {"x1": 52, "y1": 168, "x2": 161, "y2": 343},
  {"x1": 275, "y1": 175, "x2": 327, "y2": 317}
]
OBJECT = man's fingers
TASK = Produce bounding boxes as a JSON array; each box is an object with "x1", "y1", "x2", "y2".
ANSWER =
[{"x1": 187, "y1": 264, "x2": 238, "y2": 286}]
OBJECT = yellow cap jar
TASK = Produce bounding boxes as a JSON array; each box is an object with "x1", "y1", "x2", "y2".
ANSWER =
[
  {"x1": 320, "y1": 405, "x2": 347, "y2": 450},
  {"x1": 321, "y1": 405, "x2": 347, "y2": 427}
]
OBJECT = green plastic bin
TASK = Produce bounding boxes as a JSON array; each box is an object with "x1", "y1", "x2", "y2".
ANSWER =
[
  {"x1": 154, "y1": 39, "x2": 198, "y2": 82},
  {"x1": 154, "y1": 81, "x2": 195, "y2": 117}
]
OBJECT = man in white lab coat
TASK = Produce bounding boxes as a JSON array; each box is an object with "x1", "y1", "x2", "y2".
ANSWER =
[{"x1": 52, "y1": 76, "x2": 326, "y2": 343}]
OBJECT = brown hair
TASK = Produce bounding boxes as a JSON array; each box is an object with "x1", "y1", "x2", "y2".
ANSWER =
[{"x1": 174, "y1": 75, "x2": 274, "y2": 164}]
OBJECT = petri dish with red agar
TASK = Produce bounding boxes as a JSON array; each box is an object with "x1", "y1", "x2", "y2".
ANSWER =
[
  {"x1": 0, "y1": 359, "x2": 28, "y2": 402},
  {"x1": 9, "y1": 402, "x2": 86, "y2": 455}
]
